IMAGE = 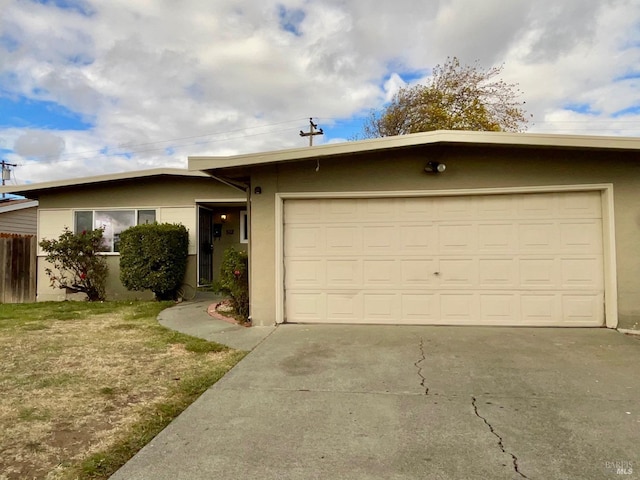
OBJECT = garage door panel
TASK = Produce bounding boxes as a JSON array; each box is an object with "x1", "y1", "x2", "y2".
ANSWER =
[
  {"x1": 364, "y1": 293, "x2": 400, "y2": 323},
  {"x1": 363, "y1": 259, "x2": 399, "y2": 287},
  {"x1": 326, "y1": 259, "x2": 361, "y2": 287},
  {"x1": 286, "y1": 260, "x2": 325, "y2": 288},
  {"x1": 439, "y1": 259, "x2": 477, "y2": 287},
  {"x1": 479, "y1": 258, "x2": 517, "y2": 287},
  {"x1": 284, "y1": 199, "x2": 323, "y2": 222},
  {"x1": 285, "y1": 226, "x2": 324, "y2": 256},
  {"x1": 326, "y1": 226, "x2": 361, "y2": 254},
  {"x1": 361, "y1": 198, "x2": 395, "y2": 219},
  {"x1": 480, "y1": 294, "x2": 519, "y2": 322},
  {"x1": 438, "y1": 196, "x2": 477, "y2": 219},
  {"x1": 326, "y1": 292, "x2": 362, "y2": 321},
  {"x1": 286, "y1": 292, "x2": 325, "y2": 322},
  {"x1": 397, "y1": 197, "x2": 437, "y2": 220},
  {"x1": 560, "y1": 220, "x2": 603, "y2": 253},
  {"x1": 478, "y1": 223, "x2": 518, "y2": 251},
  {"x1": 440, "y1": 293, "x2": 478, "y2": 320},
  {"x1": 399, "y1": 224, "x2": 436, "y2": 249},
  {"x1": 284, "y1": 192, "x2": 604, "y2": 326},
  {"x1": 401, "y1": 259, "x2": 437, "y2": 286},
  {"x1": 561, "y1": 257, "x2": 604, "y2": 289},
  {"x1": 519, "y1": 258, "x2": 558, "y2": 287},
  {"x1": 401, "y1": 294, "x2": 439, "y2": 322},
  {"x1": 519, "y1": 222, "x2": 559, "y2": 252},
  {"x1": 477, "y1": 195, "x2": 517, "y2": 219},
  {"x1": 558, "y1": 191, "x2": 602, "y2": 218},
  {"x1": 325, "y1": 199, "x2": 360, "y2": 220},
  {"x1": 362, "y1": 225, "x2": 397, "y2": 253},
  {"x1": 438, "y1": 224, "x2": 476, "y2": 252},
  {"x1": 521, "y1": 295, "x2": 561, "y2": 324},
  {"x1": 562, "y1": 294, "x2": 604, "y2": 324},
  {"x1": 517, "y1": 193, "x2": 557, "y2": 217}
]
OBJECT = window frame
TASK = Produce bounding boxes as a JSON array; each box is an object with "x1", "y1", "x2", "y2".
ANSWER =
[
  {"x1": 240, "y1": 210, "x2": 249, "y2": 244},
  {"x1": 74, "y1": 208, "x2": 157, "y2": 254}
]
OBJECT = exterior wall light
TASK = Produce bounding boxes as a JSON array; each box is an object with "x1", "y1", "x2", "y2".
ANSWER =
[
  {"x1": 425, "y1": 161, "x2": 446, "y2": 174},
  {"x1": 220, "y1": 214, "x2": 227, "y2": 223}
]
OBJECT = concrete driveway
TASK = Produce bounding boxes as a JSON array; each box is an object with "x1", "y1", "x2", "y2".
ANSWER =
[{"x1": 111, "y1": 325, "x2": 640, "y2": 480}]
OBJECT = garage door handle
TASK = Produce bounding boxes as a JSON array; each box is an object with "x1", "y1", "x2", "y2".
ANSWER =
[{"x1": 434, "y1": 272, "x2": 440, "y2": 276}]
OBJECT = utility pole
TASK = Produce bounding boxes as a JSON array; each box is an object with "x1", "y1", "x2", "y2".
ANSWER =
[
  {"x1": 1, "y1": 160, "x2": 17, "y2": 199},
  {"x1": 299, "y1": 118, "x2": 323, "y2": 146}
]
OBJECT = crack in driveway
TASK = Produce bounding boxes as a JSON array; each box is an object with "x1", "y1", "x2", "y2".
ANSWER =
[
  {"x1": 472, "y1": 396, "x2": 528, "y2": 478},
  {"x1": 414, "y1": 338, "x2": 429, "y2": 395}
]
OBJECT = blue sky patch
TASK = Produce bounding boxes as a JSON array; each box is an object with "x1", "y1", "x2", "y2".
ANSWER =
[
  {"x1": 612, "y1": 105, "x2": 640, "y2": 117},
  {"x1": 563, "y1": 103, "x2": 599, "y2": 115},
  {"x1": 0, "y1": 95, "x2": 93, "y2": 130},
  {"x1": 383, "y1": 60, "x2": 429, "y2": 83},
  {"x1": 0, "y1": 35, "x2": 20, "y2": 53},
  {"x1": 320, "y1": 115, "x2": 368, "y2": 142},
  {"x1": 614, "y1": 71, "x2": 640, "y2": 82},
  {"x1": 278, "y1": 5, "x2": 305, "y2": 36},
  {"x1": 33, "y1": 0, "x2": 95, "y2": 17}
]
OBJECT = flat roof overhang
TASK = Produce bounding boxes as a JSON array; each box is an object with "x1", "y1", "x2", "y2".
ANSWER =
[{"x1": 188, "y1": 130, "x2": 640, "y2": 175}]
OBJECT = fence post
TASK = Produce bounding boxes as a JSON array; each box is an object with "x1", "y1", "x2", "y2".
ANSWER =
[{"x1": 0, "y1": 234, "x2": 37, "y2": 303}]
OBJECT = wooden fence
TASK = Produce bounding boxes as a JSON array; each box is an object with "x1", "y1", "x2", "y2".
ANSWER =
[{"x1": 0, "y1": 234, "x2": 37, "y2": 303}]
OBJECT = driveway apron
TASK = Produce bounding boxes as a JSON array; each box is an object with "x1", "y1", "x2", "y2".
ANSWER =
[{"x1": 111, "y1": 325, "x2": 640, "y2": 480}]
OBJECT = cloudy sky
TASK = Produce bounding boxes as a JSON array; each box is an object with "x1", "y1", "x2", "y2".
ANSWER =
[{"x1": 1, "y1": 0, "x2": 639, "y2": 185}]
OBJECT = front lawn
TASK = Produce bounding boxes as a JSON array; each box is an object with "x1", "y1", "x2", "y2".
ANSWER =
[{"x1": 0, "y1": 301, "x2": 245, "y2": 479}]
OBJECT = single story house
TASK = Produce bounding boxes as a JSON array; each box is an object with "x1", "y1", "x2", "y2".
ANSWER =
[
  {"x1": 189, "y1": 130, "x2": 640, "y2": 331},
  {"x1": 1, "y1": 131, "x2": 639, "y2": 332},
  {"x1": 0, "y1": 198, "x2": 38, "y2": 235},
  {"x1": 0, "y1": 168, "x2": 247, "y2": 301}
]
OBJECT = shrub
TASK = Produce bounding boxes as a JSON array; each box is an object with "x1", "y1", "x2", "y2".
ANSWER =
[
  {"x1": 215, "y1": 248, "x2": 249, "y2": 321},
  {"x1": 39, "y1": 227, "x2": 108, "y2": 301},
  {"x1": 118, "y1": 223, "x2": 189, "y2": 300}
]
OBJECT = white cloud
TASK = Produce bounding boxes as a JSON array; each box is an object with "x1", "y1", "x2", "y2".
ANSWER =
[
  {"x1": 0, "y1": 0, "x2": 639, "y2": 184},
  {"x1": 13, "y1": 131, "x2": 65, "y2": 161}
]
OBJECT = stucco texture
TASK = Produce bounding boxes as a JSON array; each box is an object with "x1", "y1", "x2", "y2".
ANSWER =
[
  {"x1": 245, "y1": 146, "x2": 640, "y2": 329},
  {"x1": 35, "y1": 175, "x2": 245, "y2": 301}
]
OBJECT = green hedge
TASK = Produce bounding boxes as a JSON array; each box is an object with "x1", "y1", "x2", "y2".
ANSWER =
[{"x1": 119, "y1": 223, "x2": 189, "y2": 300}]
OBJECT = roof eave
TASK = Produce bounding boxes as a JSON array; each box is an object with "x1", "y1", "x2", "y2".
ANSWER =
[
  {"x1": 188, "y1": 130, "x2": 640, "y2": 172},
  {"x1": 0, "y1": 168, "x2": 209, "y2": 196}
]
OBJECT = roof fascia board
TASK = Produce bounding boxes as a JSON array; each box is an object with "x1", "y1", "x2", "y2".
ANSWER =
[
  {"x1": 0, "y1": 200, "x2": 39, "y2": 213},
  {"x1": 0, "y1": 168, "x2": 209, "y2": 196},
  {"x1": 188, "y1": 130, "x2": 640, "y2": 171}
]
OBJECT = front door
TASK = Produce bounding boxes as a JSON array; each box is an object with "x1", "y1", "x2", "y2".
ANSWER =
[{"x1": 198, "y1": 206, "x2": 214, "y2": 285}]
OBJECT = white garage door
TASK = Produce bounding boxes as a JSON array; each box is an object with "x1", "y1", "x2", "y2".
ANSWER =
[{"x1": 283, "y1": 191, "x2": 605, "y2": 326}]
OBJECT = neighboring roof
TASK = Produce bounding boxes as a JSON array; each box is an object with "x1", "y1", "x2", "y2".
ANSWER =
[
  {"x1": 0, "y1": 168, "x2": 210, "y2": 197},
  {"x1": 0, "y1": 199, "x2": 38, "y2": 213},
  {"x1": 188, "y1": 130, "x2": 640, "y2": 171}
]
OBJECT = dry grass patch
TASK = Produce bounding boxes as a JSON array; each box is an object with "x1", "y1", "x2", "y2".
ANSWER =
[{"x1": 0, "y1": 301, "x2": 245, "y2": 480}]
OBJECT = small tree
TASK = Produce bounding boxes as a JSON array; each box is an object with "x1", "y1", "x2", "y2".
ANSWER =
[
  {"x1": 39, "y1": 227, "x2": 109, "y2": 301},
  {"x1": 215, "y1": 248, "x2": 249, "y2": 321},
  {"x1": 362, "y1": 57, "x2": 529, "y2": 138},
  {"x1": 119, "y1": 223, "x2": 189, "y2": 300}
]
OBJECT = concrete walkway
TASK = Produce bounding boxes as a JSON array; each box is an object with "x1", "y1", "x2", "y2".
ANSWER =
[
  {"x1": 111, "y1": 312, "x2": 640, "y2": 479},
  {"x1": 157, "y1": 292, "x2": 276, "y2": 351}
]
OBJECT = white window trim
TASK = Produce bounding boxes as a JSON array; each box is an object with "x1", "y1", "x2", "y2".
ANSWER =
[
  {"x1": 240, "y1": 210, "x2": 249, "y2": 244},
  {"x1": 73, "y1": 208, "x2": 157, "y2": 254},
  {"x1": 274, "y1": 184, "x2": 618, "y2": 328}
]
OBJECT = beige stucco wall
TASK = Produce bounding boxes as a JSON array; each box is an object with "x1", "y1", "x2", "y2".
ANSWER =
[
  {"x1": 35, "y1": 176, "x2": 245, "y2": 301},
  {"x1": 246, "y1": 146, "x2": 640, "y2": 329}
]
